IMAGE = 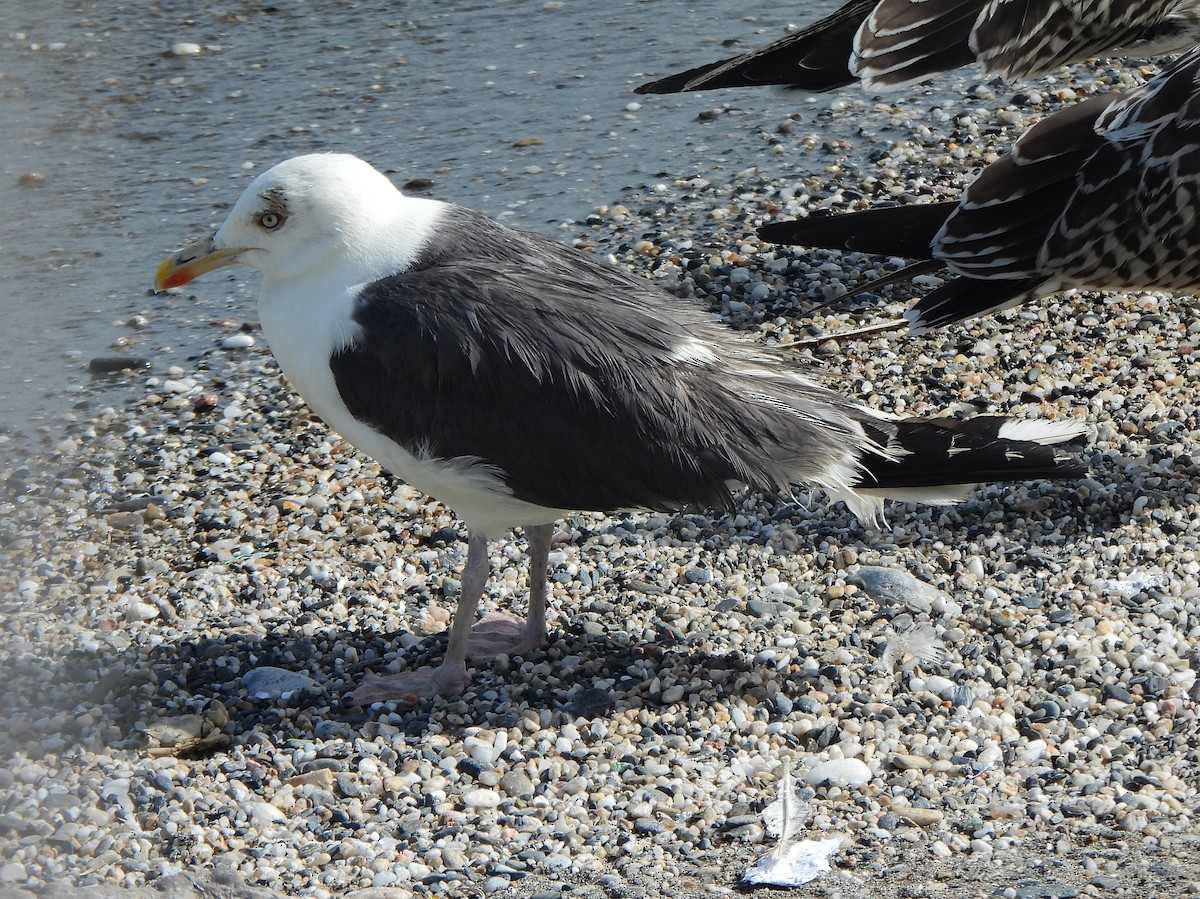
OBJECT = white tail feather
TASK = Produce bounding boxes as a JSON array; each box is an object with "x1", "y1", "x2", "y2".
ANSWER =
[
  {"x1": 996, "y1": 418, "x2": 1089, "y2": 445},
  {"x1": 853, "y1": 484, "x2": 973, "y2": 507}
]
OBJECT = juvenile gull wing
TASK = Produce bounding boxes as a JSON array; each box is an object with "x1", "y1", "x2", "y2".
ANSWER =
[
  {"x1": 974, "y1": 0, "x2": 1200, "y2": 79},
  {"x1": 851, "y1": 0, "x2": 981, "y2": 88},
  {"x1": 1043, "y1": 44, "x2": 1200, "y2": 289},
  {"x1": 636, "y1": 0, "x2": 1200, "y2": 94},
  {"x1": 635, "y1": 0, "x2": 875, "y2": 94},
  {"x1": 758, "y1": 45, "x2": 1200, "y2": 332}
]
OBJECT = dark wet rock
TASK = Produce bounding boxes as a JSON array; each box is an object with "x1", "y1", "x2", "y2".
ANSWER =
[{"x1": 88, "y1": 356, "x2": 152, "y2": 374}]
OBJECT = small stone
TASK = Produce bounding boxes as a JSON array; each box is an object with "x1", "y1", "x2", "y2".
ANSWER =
[
  {"x1": 108, "y1": 511, "x2": 144, "y2": 531},
  {"x1": 568, "y1": 687, "x2": 614, "y2": 718},
  {"x1": 1014, "y1": 885, "x2": 1079, "y2": 899},
  {"x1": 193, "y1": 392, "x2": 220, "y2": 413},
  {"x1": 250, "y1": 801, "x2": 286, "y2": 825},
  {"x1": 925, "y1": 675, "x2": 955, "y2": 697},
  {"x1": 950, "y1": 685, "x2": 974, "y2": 707},
  {"x1": 17, "y1": 172, "x2": 44, "y2": 187},
  {"x1": 1033, "y1": 700, "x2": 1063, "y2": 720},
  {"x1": 288, "y1": 769, "x2": 336, "y2": 790},
  {"x1": 171, "y1": 41, "x2": 202, "y2": 56},
  {"x1": 88, "y1": 356, "x2": 151, "y2": 374},
  {"x1": 499, "y1": 771, "x2": 535, "y2": 800},
  {"x1": 803, "y1": 758, "x2": 871, "y2": 788},
  {"x1": 893, "y1": 806, "x2": 943, "y2": 826},
  {"x1": 242, "y1": 666, "x2": 321, "y2": 699},
  {"x1": 125, "y1": 598, "x2": 159, "y2": 622},
  {"x1": 634, "y1": 817, "x2": 663, "y2": 835},
  {"x1": 849, "y1": 566, "x2": 948, "y2": 613},
  {"x1": 1104, "y1": 684, "x2": 1135, "y2": 704},
  {"x1": 0, "y1": 862, "x2": 26, "y2": 882},
  {"x1": 747, "y1": 598, "x2": 786, "y2": 618},
  {"x1": 220, "y1": 333, "x2": 255, "y2": 349},
  {"x1": 888, "y1": 753, "x2": 931, "y2": 770},
  {"x1": 462, "y1": 789, "x2": 501, "y2": 808}
]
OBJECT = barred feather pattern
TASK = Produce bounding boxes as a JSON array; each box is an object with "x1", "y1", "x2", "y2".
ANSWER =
[
  {"x1": 759, "y1": 46, "x2": 1200, "y2": 331},
  {"x1": 936, "y1": 45, "x2": 1200, "y2": 288},
  {"x1": 973, "y1": 0, "x2": 1200, "y2": 78},
  {"x1": 1042, "y1": 46, "x2": 1200, "y2": 288},
  {"x1": 856, "y1": 0, "x2": 1200, "y2": 86},
  {"x1": 637, "y1": 0, "x2": 1200, "y2": 94}
]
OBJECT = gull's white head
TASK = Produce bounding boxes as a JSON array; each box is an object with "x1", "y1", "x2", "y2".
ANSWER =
[{"x1": 156, "y1": 153, "x2": 440, "y2": 291}]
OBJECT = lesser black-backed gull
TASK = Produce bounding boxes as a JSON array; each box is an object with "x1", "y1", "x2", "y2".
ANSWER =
[
  {"x1": 636, "y1": 0, "x2": 1200, "y2": 94},
  {"x1": 759, "y1": 45, "x2": 1200, "y2": 333},
  {"x1": 156, "y1": 153, "x2": 1084, "y2": 702}
]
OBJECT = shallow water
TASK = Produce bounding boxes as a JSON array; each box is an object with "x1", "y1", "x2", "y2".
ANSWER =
[{"x1": 0, "y1": 0, "x2": 853, "y2": 434}]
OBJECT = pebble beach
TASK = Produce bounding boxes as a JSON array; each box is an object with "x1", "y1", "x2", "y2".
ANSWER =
[{"x1": 4, "y1": 3, "x2": 1200, "y2": 899}]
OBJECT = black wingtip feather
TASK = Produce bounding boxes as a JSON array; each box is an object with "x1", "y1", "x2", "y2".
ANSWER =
[
  {"x1": 907, "y1": 276, "x2": 1042, "y2": 332},
  {"x1": 757, "y1": 202, "x2": 957, "y2": 260},
  {"x1": 634, "y1": 61, "x2": 729, "y2": 95},
  {"x1": 859, "y1": 416, "x2": 1087, "y2": 490},
  {"x1": 633, "y1": 0, "x2": 874, "y2": 94}
]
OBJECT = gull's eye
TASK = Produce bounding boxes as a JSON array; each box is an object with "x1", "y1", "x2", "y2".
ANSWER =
[{"x1": 256, "y1": 210, "x2": 286, "y2": 230}]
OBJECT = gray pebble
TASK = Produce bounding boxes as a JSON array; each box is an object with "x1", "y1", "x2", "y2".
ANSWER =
[
  {"x1": 499, "y1": 771, "x2": 535, "y2": 800},
  {"x1": 242, "y1": 666, "x2": 321, "y2": 699},
  {"x1": 1014, "y1": 884, "x2": 1079, "y2": 899},
  {"x1": 848, "y1": 566, "x2": 947, "y2": 613}
]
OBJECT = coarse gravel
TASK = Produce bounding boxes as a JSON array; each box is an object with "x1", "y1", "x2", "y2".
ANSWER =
[{"x1": 2, "y1": 6, "x2": 1200, "y2": 899}]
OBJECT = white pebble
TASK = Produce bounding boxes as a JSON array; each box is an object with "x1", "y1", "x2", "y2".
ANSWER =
[
  {"x1": 125, "y1": 598, "x2": 160, "y2": 623},
  {"x1": 804, "y1": 758, "x2": 871, "y2": 788},
  {"x1": 462, "y1": 789, "x2": 501, "y2": 808},
  {"x1": 464, "y1": 736, "x2": 497, "y2": 766},
  {"x1": 250, "y1": 801, "x2": 286, "y2": 825},
  {"x1": 925, "y1": 675, "x2": 955, "y2": 698}
]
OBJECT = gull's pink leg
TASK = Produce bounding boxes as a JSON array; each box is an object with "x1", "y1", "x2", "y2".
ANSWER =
[
  {"x1": 350, "y1": 530, "x2": 489, "y2": 704},
  {"x1": 464, "y1": 522, "x2": 551, "y2": 660},
  {"x1": 350, "y1": 524, "x2": 554, "y2": 704}
]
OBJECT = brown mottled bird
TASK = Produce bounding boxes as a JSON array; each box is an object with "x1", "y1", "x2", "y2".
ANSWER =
[
  {"x1": 636, "y1": 0, "x2": 1200, "y2": 94},
  {"x1": 759, "y1": 45, "x2": 1200, "y2": 332}
]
